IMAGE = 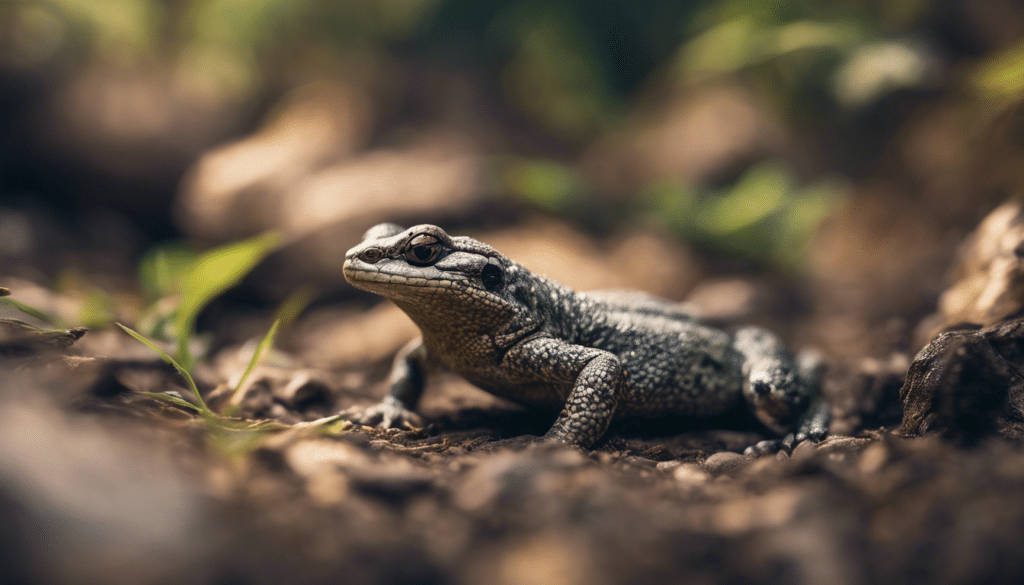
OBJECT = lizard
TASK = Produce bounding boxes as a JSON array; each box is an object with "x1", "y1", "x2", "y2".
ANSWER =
[{"x1": 340, "y1": 223, "x2": 830, "y2": 454}]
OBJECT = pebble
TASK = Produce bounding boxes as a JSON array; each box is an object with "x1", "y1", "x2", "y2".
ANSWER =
[
  {"x1": 656, "y1": 460, "x2": 682, "y2": 473},
  {"x1": 673, "y1": 463, "x2": 711, "y2": 484},
  {"x1": 702, "y1": 451, "x2": 747, "y2": 474}
]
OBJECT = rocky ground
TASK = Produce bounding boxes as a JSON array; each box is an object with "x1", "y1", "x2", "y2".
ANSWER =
[
  {"x1": 5, "y1": 5, "x2": 1024, "y2": 580},
  {"x1": 5, "y1": 200, "x2": 1024, "y2": 585}
]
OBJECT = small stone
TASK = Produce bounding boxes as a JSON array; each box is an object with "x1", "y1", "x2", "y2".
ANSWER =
[
  {"x1": 656, "y1": 460, "x2": 682, "y2": 473},
  {"x1": 672, "y1": 463, "x2": 710, "y2": 484},
  {"x1": 814, "y1": 435, "x2": 872, "y2": 455},
  {"x1": 858, "y1": 442, "x2": 889, "y2": 474},
  {"x1": 702, "y1": 451, "x2": 747, "y2": 474},
  {"x1": 791, "y1": 440, "x2": 818, "y2": 460}
]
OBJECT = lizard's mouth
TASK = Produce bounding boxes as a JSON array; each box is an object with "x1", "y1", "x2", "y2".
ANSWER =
[{"x1": 342, "y1": 258, "x2": 471, "y2": 294}]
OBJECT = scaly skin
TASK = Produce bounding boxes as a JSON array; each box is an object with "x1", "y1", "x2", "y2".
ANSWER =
[{"x1": 341, "y1": 223, "x2": 830, "y2": 453}]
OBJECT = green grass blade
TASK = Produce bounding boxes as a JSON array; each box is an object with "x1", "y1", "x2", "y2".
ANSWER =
[
  {"x1": 174, "y1": 231, "x2": 282, "y2": 371},
  {"x1": 226, "y1": 318, "x2": 281, "y2": 408},
  {"x1": 0, "y1": 297, "x2": 59, "y2": 326},
  {"x1": 116, "y1": 322, "x2": 210, "y2": 413},
  {"x1": 138, "y1": 241, "x2": 199, "y2": 300},
  {"x1": 276, "y1": 286, "x2": 317, "y2": 327},
  {"x1": 137, "y1": 391, "x2": 203, "y2": 413}
]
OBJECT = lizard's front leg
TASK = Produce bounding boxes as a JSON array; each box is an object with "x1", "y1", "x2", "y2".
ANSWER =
[
  {"x1": 503, "y1": 337, "x2": 623, "y2": 447},
  {"x1": 341, "y1": 338, "x2": 428, "y2": 429},
  {"x1": 733, "y1": 327, "x2": 830, "y2": 454}
]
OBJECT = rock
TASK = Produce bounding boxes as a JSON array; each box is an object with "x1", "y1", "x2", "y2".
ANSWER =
[
  {"x1": 284, "y1": 437, "x2": 372, "y2": 476},
  {"x1": 791, "y1": 436, "x2": 872, "y2": 462},
  {"x1": 234, "y1": 131, "x2": 492, "y2": 297},
  {"x1": 857, "y1": 442, "x2": 889, "y2": 475},
  {"x1": 655, "y1": 460, "x2": 682, "y2": 473},
  {"x1": 702, "y1": 451, "x2": 747, "y2": 475},
  {"x1": 937, "y1": 200, "x2": 1024, "y2": 329},
  {"x1": 900, "y1": 318, "x2": 1024, "y2": 442},
  {"x1": 810, "y1": 435, "x2": 873, "y2": 455},
  {"x1": 177, "y1": 81, "x2": 374, "y2": 242},
  {"x1": 206, "y1": 342, "x2": 336, "y2": 418},
  {"x1": 466, "y1": 530, "x2": 599, "y2": 585},
  {"x1": 672, "y1": 463, "x2": 710, "y2": 485},
  {"x1": 791, "y1": 439, "x2": 819, "y2": 460}
]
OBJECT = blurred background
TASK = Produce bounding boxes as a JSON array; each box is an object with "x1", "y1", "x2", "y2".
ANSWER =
[
  {"x1": 5, "y1": 4, "x2": 1024, "y2": 583},
  {"x1": 2, "y1": 0, "x2": 1024, "y2": 359}
]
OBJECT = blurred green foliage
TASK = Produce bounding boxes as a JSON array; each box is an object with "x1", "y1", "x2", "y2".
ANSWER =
[
  {"x1": 495, "y1": 3, "x2": 619, "y2": 137},
  {"x1": 138, "y1": 242, "x2": 200, "y2": 300},
  {"x1": 676, "y1": 0, "x2": 941, "y2": 115},
  {"x1": 173, "y1": 231, "x2": 280, "y2": 370},
  {"x1": 6, "y1": 0, "x2": 1021, "y2": 266},
  {"x1": 136, "y1": 232, "x2": 281, "y2": 370},
  {"x1": 501, "y1": 156, "x2": 586, "y2": 213},
  {"x1": 973, "y1": 40, "x2": 1024, "y2": 103},
  {"x1": 645, "y1": 162, "x2": 847, "y2": 266},
  {"x1": 14, "y1": 0, "x2": 940, "y2": 131},
  {"x1": 0, "y1": 293, "x2": 57, "y2": 326}
]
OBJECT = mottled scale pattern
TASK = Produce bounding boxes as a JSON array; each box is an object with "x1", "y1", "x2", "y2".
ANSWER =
[{"x1": 342, "y1": 223, "x2": 830, "y2": 451}]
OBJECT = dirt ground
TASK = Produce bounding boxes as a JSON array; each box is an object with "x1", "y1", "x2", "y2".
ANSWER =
[
  {"x1": 5, "y1": 227, "x2": 1024, "y2": 585},
  {"x1": 5, "y1": 3, "x2": 1024, "y2": 581}
]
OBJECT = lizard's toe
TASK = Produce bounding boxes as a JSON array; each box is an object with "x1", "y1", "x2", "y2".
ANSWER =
[
  {"x1": 744, "y1": 430, "x2": 803, "y2": 456},
  {"x1": 744, "y1": 438, "x2": 787, "y2": 457},
  {"x1": 793, "y1": 427, "x2": 827, "y2": 444},
  {"x1": 339, "y1": 398, "x2": 423, "y2": 429}
]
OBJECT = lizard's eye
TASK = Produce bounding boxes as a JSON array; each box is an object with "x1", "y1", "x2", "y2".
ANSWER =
[
  {"x1": 481, "y1": 259, "x2": 504, "y2": 291},
  {"x1": 359, "y1": 248, "x2": 384, "y2": 263},
  {"x1": 405, "y1": 234, "x2": 442, "y2": 265}
]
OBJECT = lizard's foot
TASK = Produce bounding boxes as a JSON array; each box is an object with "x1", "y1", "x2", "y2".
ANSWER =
[
  {"x1": 792, "y1": 396, "x2": 830, "y2": 443},
  {"x1": 743, "y1": 418, "x2": 829, "y2": 457},
  {"x1": 338, "y1": 396, "x2": 423, "y2": 430},
  {"x1": 743, "y1": 436, "x2": 794, "y2": 457}
]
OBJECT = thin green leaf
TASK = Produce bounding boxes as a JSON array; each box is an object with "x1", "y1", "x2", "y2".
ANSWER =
[
  {"x1": 245, "y1": 419, "x2": 292, "y2": 432},
  {"x1": 226, "y1": 318, "x2": 281, "y2": 408},
  {"x1": 174, "y1": 231, "x2": 281, "y2": 370},
  {"x1": 0, "y1": 297, "x2": 59, "y2": 326},
  {"x1": 0, "y1": 319, "x2": 86, "y2": 350},
  {"x1": 137, "y1": 391, "x2": 203, "y2": 413},
  {"x1": 276, "y1": 286, "x2": 317, "y2": 327},
  {"x1": 116, "y1": 322, "x2": 210, "y2": 413},
  {"x1": 974, "y1": 39, "x2": 1024, "y2": 101},
  {"x1": 138, "y1": 241, "x2": 199, "y2": 299},
  {"x1": 292, "y1": 415, "x2": 353, "y2": 435}
]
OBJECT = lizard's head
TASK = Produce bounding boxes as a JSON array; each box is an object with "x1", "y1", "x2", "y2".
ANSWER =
[{"x1": 343, "y1": 223, "x2": 515, "y2": 320}]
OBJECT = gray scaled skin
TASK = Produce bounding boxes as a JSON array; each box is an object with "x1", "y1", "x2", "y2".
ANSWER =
[{"x1": 341, "y1": 223, "x2": 830, "y2": 454}]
